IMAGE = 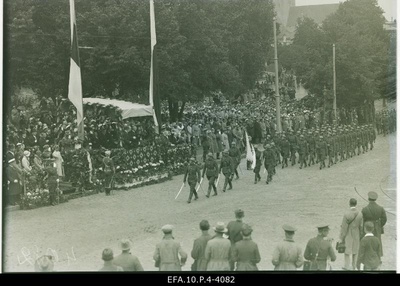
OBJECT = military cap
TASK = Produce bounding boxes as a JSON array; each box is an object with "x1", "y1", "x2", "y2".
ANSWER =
[
  {"x1": 161, "y1": 224, "x2": 174, "y2": 233},
  {"x1": 368, "y1": 191, "x2": 378, "y2": 200},
  {"x1": 282, "y1": 224, "x2": 297, "y2": 232},
  {"x1": 235, "y1": 209, "x2": 244, "y2": 217},
  {"x1": 317, "y1": 224, "x2": 330, "y2": 231}
]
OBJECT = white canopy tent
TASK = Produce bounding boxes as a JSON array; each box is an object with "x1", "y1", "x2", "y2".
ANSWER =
[{"x1": 83, "y1": 98, "x2": 153, "y2": 120}]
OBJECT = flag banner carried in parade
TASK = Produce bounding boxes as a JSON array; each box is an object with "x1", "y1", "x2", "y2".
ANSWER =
[
  {"x1": 149, "y1": 0, "x2": 161, "y2": 132},
  {"x1": 245, "y1": 131, "x2": 254, "y2": 164},
  {"x1": 68, "y1": 0, "x2": 84, "y2": 140}
]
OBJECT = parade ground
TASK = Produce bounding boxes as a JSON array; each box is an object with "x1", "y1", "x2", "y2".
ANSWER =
[{"x1": 3, "y1": 133, "x2": 396, "y2": 272}]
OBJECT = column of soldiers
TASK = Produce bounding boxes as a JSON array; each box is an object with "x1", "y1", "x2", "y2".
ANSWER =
[
  {"x1": 375, "y1": 109, "x2": 396, "y2": 136},
  {"x1": 262, "y1": 123, "x2": 376, "y2": 172},
  {"x1": 183, "y1": 123, "x2": 377, "y2": 201}
]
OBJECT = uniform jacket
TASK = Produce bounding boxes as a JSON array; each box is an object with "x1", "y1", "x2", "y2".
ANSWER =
[
  {"x1": 361, "y1": 201, "x2": 387, "y2": 256},
  {"x1": 219, "y1": 156, "x2": 233, "y2": 175},
  {"x1": 205, "y1": 236, "x2": 231, "y2": 271},
  {"x1": 6, "y1": 164, "x2": 22, "y2": 196},
  {"x1": 191, "y1": 232, "x2": 212, "y2": 271},
  {"x1": 272, "y1": 239, "x2": 303, "y2": 270},
  {"x1": 263, "y1": 149, "x2": 276, "y2": 167},
  {"x1": 356, "y1": 234, "x2": 382, "y2": 270},
  {"x1": 99, "y1": 261, "x2": 123, "y2": 272},
  {"x1": 202, "y1": 158, "x2": 218, "y2": 177},
  {"x1": 184, "y1": 163, "x2": 201, "y2": 184},
  {"x1": 339, "y1": 207, "x2": 363, "y2": 255},
  {"x1": 112, "y1": 252, "x2": 144, "y2": 271},
  {"x1": 228, "y1": 147, "x2": 241, "y2": 166},
  {"x1": 153, "y1": 235, "x2": 188, "y2": 271},
  {"x1": 304, "y1": 235, "x2": 336, "y2": 271},
  {"x1": 232, "y1": 237, "x2": 261, "y2": 271},
  {"x1": 227, "y1": 220, "x2": 244, "y2": 244}
]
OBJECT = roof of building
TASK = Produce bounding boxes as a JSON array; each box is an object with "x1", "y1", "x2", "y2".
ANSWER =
[{"x1": 287, "y1": 4, "x2": 340, "y2": 27}]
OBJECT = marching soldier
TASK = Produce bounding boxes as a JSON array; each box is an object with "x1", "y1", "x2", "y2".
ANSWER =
[
  {"x1": 219, "y1": 151, "x2": 233, "y2": 192},
  {"x1": 184, "y1": 157, "x2": 201, "y2": 203},
  {"x1": 369, "y1": 124, "x2": 376, "y2": 150},
  {"x1": 306, "y1": 131, "x2": 316, "y2": 166},
  {"x1": 356, "y1": 127, "x2": 362, "y2": 156},
  {"x1": 280, "y1": 135, "x2": 290, "y2": 169},
  {"x1": 202, "y1": 153, "x2": 219, "y2": 198},
  {"x1": 253, "y1": 145, "x2": 263, "y2": 184},
  {"x1": 263, "y1": 144, "x2": 276, "y2": 184},
  {"x1": 316, "y1": 136, "x2": 327, "y2": 170},
  {"x1": 229, "y1": 141, "x2": 241, "y2": 180},
  {"x1": 287, "y1": 130, "x2": 297, "y2": 166},
  {"x1": 298, "y1": 135, "x2": 308, "y2": 169}
]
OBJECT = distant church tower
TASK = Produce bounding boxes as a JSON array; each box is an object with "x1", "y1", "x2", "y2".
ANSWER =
[{"x1": 273, "y1": 0, "x2": 295, "y2": 26}]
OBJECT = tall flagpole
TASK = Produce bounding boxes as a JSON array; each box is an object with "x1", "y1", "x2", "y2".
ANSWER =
[
  {"x1": 273, "y1": 17, "x2": 282, "y2": 132},
  {"x1": 149, "y1": 0, "x2": 159, "y2": 132},
  {"x1": 68, "y1": 0, "x2": 84, "y2": 140},
  {"x1": 333, "y1": 44, "x2": 337, "y2": 125}
]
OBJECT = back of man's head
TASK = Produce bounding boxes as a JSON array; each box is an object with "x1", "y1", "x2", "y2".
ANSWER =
[{"x1": 349, "y1": 198, "x2": 357, "y2": 207}]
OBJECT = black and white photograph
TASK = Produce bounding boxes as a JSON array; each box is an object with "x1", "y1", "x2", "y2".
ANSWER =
[{"x1": 1, "y1": 0, "x2": 398, "y2": 275}]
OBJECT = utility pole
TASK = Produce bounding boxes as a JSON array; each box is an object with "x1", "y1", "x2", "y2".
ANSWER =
[
  {"x1": 273, "y1": 17, "x2": 282, "y2": 132},
  {"x1": 333, "y1": 44, "x2": 337, "y2": 125}
]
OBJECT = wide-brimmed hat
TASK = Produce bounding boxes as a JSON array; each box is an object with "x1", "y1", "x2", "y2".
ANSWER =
[
  {"x1": 119, "y1": 239, "x2": 132, "y2": 251},
  {"x1": 213, "y1": 222, "x2": 228, "y2": 233},
  {"x1": 241, "y1": 224, "x2": 253, "y2": 236}
]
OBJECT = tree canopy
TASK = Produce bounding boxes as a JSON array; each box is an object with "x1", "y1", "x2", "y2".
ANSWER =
[
  {"x1": 4, "y1": 0, "x2": 276, "y2": 121},
  {"x1": 279, "y1": 0, "x2": 392, "y2": 108}
]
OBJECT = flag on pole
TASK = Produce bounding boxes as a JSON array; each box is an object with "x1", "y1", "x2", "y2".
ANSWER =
[
  {"x1": 245, "y1": 131, "x2": 255, "y2": 168},
  {"x1": 149, "y1": 0, "x2": 160, "y2": 133},
  {"x1": 68, "y1": 0, "x2": 84, "y2": 140}
]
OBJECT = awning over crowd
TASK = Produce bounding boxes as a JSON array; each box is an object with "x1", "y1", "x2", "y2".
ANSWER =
[{"x1": 83, "y1": 98, "x2": 153, "y2": 120}]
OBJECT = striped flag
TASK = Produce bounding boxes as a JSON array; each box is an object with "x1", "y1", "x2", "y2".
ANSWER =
[
  {"x1": 68, "y1": 0, "x2": 84, "y2": 140},
  {"x1": 149, "y1": 0, "x2": 160, "y2": 133}
]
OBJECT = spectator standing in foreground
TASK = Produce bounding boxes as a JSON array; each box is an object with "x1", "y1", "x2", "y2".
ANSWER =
[
  {"x1": 205, "y1": 222, "x2": 231, "y2": 271},
  {"x1": 191, "y1": 220, "x2": 212, "y2": 271},
  {"x1": 272, "y1": 225, "x2": 303, "y2": 270},
  {"x1": 232, "y1": 224, "x2": 261, "y2": 271},
  {"x1": 99, "y1": 248, "x2": 123, "y2": 271},
  {"x1": 356, "y1": 221, "x2": 382, "y2": 271},
  {"x1": 113, "y1": 239, "x2": 144, "y2": 271}
]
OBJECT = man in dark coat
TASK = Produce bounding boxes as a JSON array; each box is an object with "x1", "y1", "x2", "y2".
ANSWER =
[
  {"x1": 361, "y1": 192, "x2": 387, "y2": 257},
  {"x1": 263, "y1": 144, "x2": 276, "y2": 184},
  {"x1": 202, "y1": 153, "x2": 219, "y2": 197},
  {"x1": 297, "y1": 135, "x2": 308, "y2": 169},
  {"x1": 103, "y1": 150, "x2": 115, "y2": 196},
  {"x1": 191, "y1": 220, "x2": 212, "y2": 271},
  {"x1": 253, "y1": 145, "x2": 263, "y2": 184},
  {"x1": 356, "y1": 221, "x2": 382, "y2": 271},
  {"x1": 183, "y1": 157, "x2": 201, "y2": 203},
  {"x1": 228, "y1": 142, "x2": 241, "y2": 180},
  {"x1": 316, "y1": 136, "x2": 327, "y2": 170},
  {"x1": 280, "y1": 135, "x2": 290, "y2": 169},
  {"x1": 44, "y1": 159, "x2": 60, "y2": 206},
  {"x1": 6, "y1": 157, "x2": 23, "y2": 206},
  {"x1": 304, "y1": 225, "x2": 337, "y2": 271},
  {"x1": 219, "y1": 151, "x2": 233, "y2": 192},
  {"x1": 232, "y1": 224, "x2": 261, "y2": 271},
  {"x1": 227, "y1": 209, "x2": 245, "y2": 270}
]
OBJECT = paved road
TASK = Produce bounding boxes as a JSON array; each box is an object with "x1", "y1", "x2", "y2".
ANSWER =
[{"x1": 3, "y1": 133, "x2": 396, "y2": 272}]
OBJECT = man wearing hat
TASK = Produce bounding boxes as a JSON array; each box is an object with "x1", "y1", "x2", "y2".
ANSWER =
[
  {"x1": 227, "y1": 209, "x2": 245, "y2": 270},
  {"x1": 103, "y1": 150, "x2": 115, "y2": 196},
  {"x1": 316, "y1": 136, "x2": 327, "y2": 170},
  {"x1": 204, "y1": 222, "x2": 231, "y2": 271},
  {"x1": 253, "y1": 145, "x2": 263, "y2": 184},
  {"x1": 191, "y1": 220, "x2": 212, "y2": 271},
  {"x1": 219, "y1": 151, "x2": 233, "y2": 192},
  {"x1": 280, "y1": 135, "x2": 290, "y2": 169},
  {"x1": 113, "y1": 239, "x2": 144, "y2": 271},
  {"x1": 304, "y1": 224, "x2": 336, "y2": 270},
  {"x1": 228, "y1": 141, "x2": 241, "y2": 180},
  {"x1": 99, "y1": 248, "x2": 123, "y2": 271},
  {"x1": 297, "y1": 135, "x2": 308, "y2": 169},
  {"x1": 339, "y1": 198, "x2": 363, "y2": 270},
  {"x1": 306, "y1": 131, "x2": 316, "y2": 166},
  {"x1": 361, "y1": 191, "x2": 387, "y2": 257},
  {"x1": 202, "y1": 153, "x2": 219, "y2": 198},
  {"x1": 153, "y1": 225, "x2": 187, "y2": 271},
  {"x1": 232, "y1": 224, "x2": 261, "y2": 271},
  {"x1": 184, "y1": 157, "x2": 201, "y2": 203},
  {"x1": 263, "y1": 144, "x2": 276, "y2": 184},
  {"x1": 43, "y1": 158, "x2": 60, "y2": 206},
  {"x1": 272, "y1": 225, "x2": 303, "y2": 270},
  {"x1": 6, "y1": 156, "x2": 23, "y2": 206}
]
